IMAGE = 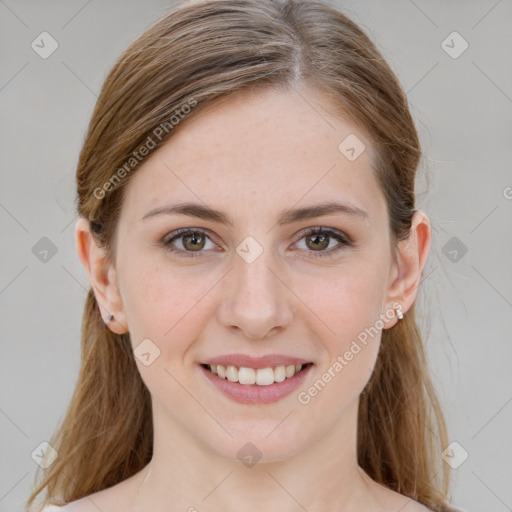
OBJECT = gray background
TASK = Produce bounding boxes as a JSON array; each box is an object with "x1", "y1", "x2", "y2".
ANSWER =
[{"x1": 1, "y1": 1, "x2": 511, "y2": 511}]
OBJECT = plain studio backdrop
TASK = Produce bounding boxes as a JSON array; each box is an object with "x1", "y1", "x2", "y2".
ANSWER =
[{"x1": 0, "y1": 1, "x2": 511, "y2": 511}]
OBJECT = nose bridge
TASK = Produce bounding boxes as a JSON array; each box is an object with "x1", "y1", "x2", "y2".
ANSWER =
[
  {"x1": 237, "y1": 249, "x2": 278, "y2": 304},
  {"x1": 218, "y1": 239, "x2": 292, "y2": 338}
]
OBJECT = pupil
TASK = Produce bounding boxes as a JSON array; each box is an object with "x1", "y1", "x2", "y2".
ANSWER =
[
  {"x1": 185, "y1": 232, "x2": 203, "y2": 250},
  {"x1": 309, "y1": 234, "x2": 328, "y2": 250}
]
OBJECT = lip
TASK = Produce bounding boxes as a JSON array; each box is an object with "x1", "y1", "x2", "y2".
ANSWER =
[
  {"x1": 199, "y1": 362, "x2": 313, "y2": 404},
  {"x1": 201, "y1": 354, "x2": 312, "y2": 368}
]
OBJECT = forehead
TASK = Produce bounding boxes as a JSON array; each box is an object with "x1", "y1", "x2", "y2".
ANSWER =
[{"x1": 121, "y1": 85, "x2": 386, "y2": 226}]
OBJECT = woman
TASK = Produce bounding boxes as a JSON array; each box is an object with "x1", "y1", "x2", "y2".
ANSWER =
[{"x1": 28, "y1": 1, "x2": 464, "y2": 510}]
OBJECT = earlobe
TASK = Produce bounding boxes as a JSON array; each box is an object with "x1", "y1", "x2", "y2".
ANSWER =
[{"x1": 74, "y1": 217, "x2": 129, "y2": 334}]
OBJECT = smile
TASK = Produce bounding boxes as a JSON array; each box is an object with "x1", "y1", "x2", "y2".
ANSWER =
[
  {"x1": 202, "y1": 363, "x2": 308, "y2": 385},
  {"x1": 199, "y1": 362, "x2": 314, "y2": 404}
]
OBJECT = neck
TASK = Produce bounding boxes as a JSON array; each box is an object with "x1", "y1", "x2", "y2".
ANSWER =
[{"x1": 131, "y1": 399, "x2": 382, "y2": 512}]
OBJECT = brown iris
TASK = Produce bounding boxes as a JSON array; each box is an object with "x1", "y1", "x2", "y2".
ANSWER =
[
  {"x1": 306, "y1": 232, "x2": 330, "y2": 251},
  {"x1": 182, "y1": 231, "x2": 206, "y2": 251}
]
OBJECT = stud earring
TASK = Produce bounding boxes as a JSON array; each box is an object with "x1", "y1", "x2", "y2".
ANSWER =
[
  {"x1": 394, "y1": 304, "x2": 404, "y2": 321},
  {"x1": 106, "y1": 313, "x2": 114, "y2": 324}
]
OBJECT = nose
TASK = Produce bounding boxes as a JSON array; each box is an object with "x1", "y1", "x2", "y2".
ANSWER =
[{"x1": 217, "y1": 248, "x2": 293, "y2": 339}]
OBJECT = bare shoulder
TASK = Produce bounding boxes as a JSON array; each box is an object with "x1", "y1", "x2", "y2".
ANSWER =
[
  {"x1": 41, "y1": 493, "x2": 118, "y2": 512},
  {"x1": 401, "y1": 498, "x2": 435, "y2": 511},
  {"x1": 395, "y1": 498, "x2": 435, "y2": 512},
  {"x1": 43, "y1": 471, "x2": 143, "y2": 512},
  {"x1": 376, "y1": 485, "x2": 437, "y2": 512},
  {"x1": 40, "y1": 498, "x2": 99, "y2": 512},
  {"x1": 39, "y1": 503, "x2": 85, "y2": 512}
]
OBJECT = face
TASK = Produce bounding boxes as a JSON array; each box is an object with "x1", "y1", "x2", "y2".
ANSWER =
[{"x1": 87, "y1": 85, "x2": 412, "y2": 462}]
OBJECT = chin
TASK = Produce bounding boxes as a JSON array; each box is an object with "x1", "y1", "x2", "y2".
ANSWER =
[{"x1": 200, "y1": 420, "x2": 315, "y2": 464}]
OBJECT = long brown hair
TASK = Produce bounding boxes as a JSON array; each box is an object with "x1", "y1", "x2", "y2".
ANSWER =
[{"x1": 27, "y1": 1, "x2": 456, "y2": 510}]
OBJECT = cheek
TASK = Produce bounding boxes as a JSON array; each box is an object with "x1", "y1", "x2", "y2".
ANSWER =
[
  {"x1": 297, "y1": 263, "x2": 386, "y2": 345},
  {"x1": 120, "y1": 262, "x2": 218, "y2": 408},
  {"x1": 121, "y1": 258, "x2": 216, "y2": 358},
  {"x1": 291, "y1": 264, "x2": 386, "y2": 404}
]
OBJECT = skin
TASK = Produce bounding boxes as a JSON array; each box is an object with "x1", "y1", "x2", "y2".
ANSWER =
[{"x1": 73, "y1": 85, "x2": 432, "y2": 512}]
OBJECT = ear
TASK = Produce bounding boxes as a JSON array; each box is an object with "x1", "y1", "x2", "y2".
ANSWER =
[
  {"x1": 382, "y1": 210, "x2": 432, "y2": 329},
  {"x1": 74, "y1": 217, "x2": 128, "y2": 334}
]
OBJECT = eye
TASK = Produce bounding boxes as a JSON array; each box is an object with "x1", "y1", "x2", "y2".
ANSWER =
[
  {"x1": 162, "y1": 228, "x2": 216, "y2": 257},
  {"x1": 293, "y1": 227, "x2": 352, "y2": 258},
  {"x1": 162, "y1": 226, "x2": 352, "y2": 259}
]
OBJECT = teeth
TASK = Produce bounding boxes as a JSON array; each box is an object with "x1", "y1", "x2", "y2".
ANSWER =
[
  {"x1": 207, "y1": 363, "x2": 304, "y2": 385},
  {"x1": 238, "y1": 367, "x2": 256, "y2": 385},
  {"x1": 274, "y1": 365, "x2": 286, "y2": 383},
  {"x1": 285, "y1": 364, "x2": 296, "y2": 378},
  {"x1": 256, "y1": 367, "x2": 274, "y2": 386}
]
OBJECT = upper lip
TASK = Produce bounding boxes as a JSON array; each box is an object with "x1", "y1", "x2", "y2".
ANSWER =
[{"x1": 201, "y1": 354, "x2": 312, "y2": 368}]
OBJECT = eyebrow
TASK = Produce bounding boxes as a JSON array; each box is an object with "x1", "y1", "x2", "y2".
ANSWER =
[{"x1": 141, "y1": 201, "x2": 369, "y2": 226}]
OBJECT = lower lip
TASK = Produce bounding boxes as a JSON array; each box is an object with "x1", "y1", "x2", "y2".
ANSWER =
[{"x1": 199, "y1": 364, "x2": 313, "y2": 404}]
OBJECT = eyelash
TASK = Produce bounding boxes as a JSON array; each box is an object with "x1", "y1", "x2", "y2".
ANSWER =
[{"x1": 161, "y1": 227, "x2": 353, "y2": 259}]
